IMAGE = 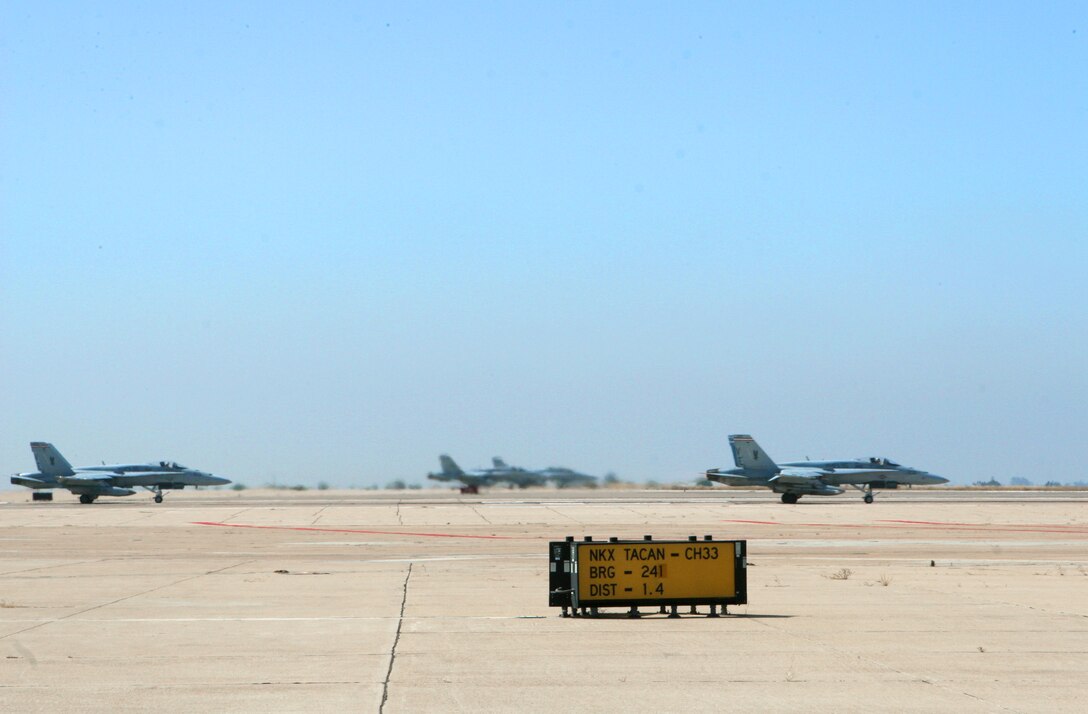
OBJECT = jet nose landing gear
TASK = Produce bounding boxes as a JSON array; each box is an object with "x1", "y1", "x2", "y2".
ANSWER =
[
  {"x1": 849, "y1": 484, "x2": 876, "y2": 503},
  {"x1": 143, "y1": 486, "x2": 166, "y2": 503}
]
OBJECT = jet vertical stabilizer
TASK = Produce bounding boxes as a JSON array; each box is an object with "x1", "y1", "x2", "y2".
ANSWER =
[
  {"x1": 729, "y1": 435, "x2": 777, "y2": 475},
  {"x1": 31, "y1": 442, "x2": 75, "y2": 477},
  {"x1": 439, "y1": 454, "x2": 464, "y2": 476},
  {"x1": 428, "y1": 454, "x2": 491, "y2": 493}
]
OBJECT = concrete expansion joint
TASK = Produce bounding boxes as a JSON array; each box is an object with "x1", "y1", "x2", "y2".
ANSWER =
[
  {"x1": 472, "y1": 506, "x2": 493, "y2": 525},
  {"x1": 380, "y1": 562, "x2": 413, "y2": 713},
  {"x1": 309, "y1": 505, "x2": 329, "y2": 526}
]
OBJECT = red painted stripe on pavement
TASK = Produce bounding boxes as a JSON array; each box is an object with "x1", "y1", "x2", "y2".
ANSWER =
[
  {"x1": 878, "y1": 519, "x2": 994, "y2": 527},
  {"x1": 878, "y1": 519, "x2": 1088, "y2": 532},
  {"x1": 193, "y1": 521, "x2": 531, "y2": 540},
  {"x1": 722, "y1": 519, "x2": 1088, "y2": 535}
]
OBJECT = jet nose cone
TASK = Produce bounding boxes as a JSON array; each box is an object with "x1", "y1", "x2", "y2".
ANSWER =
[
  {"x1": 207, "y1": 474, "x2": 232, "y2": 486},
  {"x1": 925, "y1": 473, "x2": 949, "y2": 485}
]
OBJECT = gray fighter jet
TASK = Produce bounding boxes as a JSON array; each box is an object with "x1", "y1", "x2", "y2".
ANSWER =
[
  {"x1": 11, "y1": 442, "x2": 230, "y2": 504},
  {"x1": 704, "y1": 434, "x2": 947, "y2": 504},
  {"x1": 427, "y1": 455, "x2": 544, "y2": 493},
  {"x1": 535, "y1": 466, "x2": 597, "y2": 488},
  {"x1": 427, "y1": 455, "x2": 493, "y2": 494},
  {"x1": 489, "y1": 458, "x2": 548, "y2": 488}
]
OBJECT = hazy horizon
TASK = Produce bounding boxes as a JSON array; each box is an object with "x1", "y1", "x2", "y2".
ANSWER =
[{"x1": 3, "y1": 3, "x2": 1085, "y2": 489}]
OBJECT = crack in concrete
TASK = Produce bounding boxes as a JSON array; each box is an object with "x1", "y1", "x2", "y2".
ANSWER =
[
  {"x1": 380, "y1": 563, "x2": 413, "y2": 713},
  {"x1": 310, "y1": 505, "x2": 329, "y2": 526},
  {"x1": 222, "y1": 508, "x2": 252, "y2": 522},
  {"x1": 543, "y1": 505, "x2": 582, "y2": 524},
  {"x1": 0, "y1": 560, "x2": 254, "y2": 642},
  {"x1": 0, "y1": 558, "x2": 110, "y2": 578}
]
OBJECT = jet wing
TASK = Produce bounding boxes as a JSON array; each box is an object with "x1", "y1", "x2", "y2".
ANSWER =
[
  {"x1": 768, "y1": 468, "x2": 845, "y2": 496},
  {"x1": 56, "y1": 475, "x2": 136, "y2": 497}
]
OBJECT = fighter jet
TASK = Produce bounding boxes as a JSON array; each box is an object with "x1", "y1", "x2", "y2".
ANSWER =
[
  {"x1": 489, "y1": 458, "x2": 547, "y2": 488},
  {"x1": 487, "y1": 459, "x2": 596, "y2": 488},
  {"x1": 427, "y1": 455, "x2": 494, "y2": 494},
  {"x1": 535, "y1": 466, "x2": 598, "y2": 488},
  {"x1": 427, "y1": 455, "x2": 544, "y2": 493},
  {"x1": 11, "y1": 442, "x2": 231, "y2": 504},
  {"x1": 704, "y1": 434, "x2": 947, "y2": 504}
]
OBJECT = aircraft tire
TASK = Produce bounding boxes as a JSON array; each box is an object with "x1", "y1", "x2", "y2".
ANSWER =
[
  {"x1": 864, "y1": 494, "x2": 874, "y2": 504},
  {"x1": 154, "y1": 494, "x2": 164, "y2": 503},
  {"x1": 79, "y1": 494, "x2": 95, "y2": 504},
  {"x1": 781, "y1": 493, "x2": 799, "y2": 504}
]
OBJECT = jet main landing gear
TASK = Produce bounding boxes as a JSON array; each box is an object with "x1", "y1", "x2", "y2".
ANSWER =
[
  {"x1": 780, "y1": 493, "x2": 801, "y2": 504},
  {"x1": 78, "y1": 494, "x2": 97, "y2": 504}
]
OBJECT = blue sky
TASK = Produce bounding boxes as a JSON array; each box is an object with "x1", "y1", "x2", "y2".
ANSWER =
[{"x1": 2, "y1": 2, "x2": 1085, "y2": 487}]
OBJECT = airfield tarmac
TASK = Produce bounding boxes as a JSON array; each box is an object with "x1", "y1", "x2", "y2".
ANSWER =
[{"x1": 1, "y1": 488, "x2": 1086, "y2": 713}]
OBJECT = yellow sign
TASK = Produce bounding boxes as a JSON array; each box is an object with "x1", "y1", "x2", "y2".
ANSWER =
[{"x1": 575, "y1": 541, "x2": 737, "y2": 603}]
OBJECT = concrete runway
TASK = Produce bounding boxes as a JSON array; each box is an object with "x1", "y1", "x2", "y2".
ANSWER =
[{"x1": 2, "y1": 488, "x2": 1086, "y2": 712}]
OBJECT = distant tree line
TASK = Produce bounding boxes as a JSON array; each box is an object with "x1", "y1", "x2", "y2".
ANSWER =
[{"x1": 972, "y1": 477, "x2": 1084, "y2": 487}]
